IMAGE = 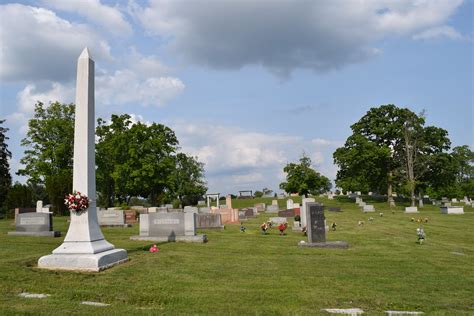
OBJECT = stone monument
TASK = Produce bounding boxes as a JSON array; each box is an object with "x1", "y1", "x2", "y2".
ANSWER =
[
  {"x1": 131, "y1": 212, "x2": 206, "y2": 242},
  {"x1": 8, "y1": 213, "x2": 60, "y2": 237},
  {"x1": 38, "y1": 48, "x2": 128, "y2": 271},
  {"x1": 298, "y1": 202, "x2": 348, "y2": 248}
]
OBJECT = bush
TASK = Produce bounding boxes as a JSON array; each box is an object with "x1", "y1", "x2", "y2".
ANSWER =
[{"x1": 294, "y1": 215, "x2": 301, "y2": 222}]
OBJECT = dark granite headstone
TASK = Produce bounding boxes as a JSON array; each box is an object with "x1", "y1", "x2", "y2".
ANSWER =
[
  {"x1": 307, "y1": 203, "x2": 325, "y2": 243},
  {"x1": 244, "y1": 208, "x2": 255, "y2": 217},
  {"x1": 278, "y1": 209, "x2": 295, "y2": 217}
]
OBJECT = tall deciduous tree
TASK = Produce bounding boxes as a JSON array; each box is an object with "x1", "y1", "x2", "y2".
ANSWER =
[
  {"x1": 171, "y1": 153, "x2": 207, "y2": 206},
  {"x1": 0, "y1": 119, "x2": 12, "y2": 210},
  {"x1": 17, "y1": 102, "x2": 74, "y2": 215},
  {"x1": 334, "y1": 104, "x2": 451, "y2": 205},
  {"x1": 280, "y1": 154, "x2": 331, "y2": 197},
  {"x1": 96, "y1": 114, "x2": 180, "y2": 206}
]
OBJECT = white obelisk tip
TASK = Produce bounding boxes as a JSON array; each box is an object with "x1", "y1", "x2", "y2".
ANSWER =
[{"x1": 79, "y1": 47, "x2": 91, "y2": 59}]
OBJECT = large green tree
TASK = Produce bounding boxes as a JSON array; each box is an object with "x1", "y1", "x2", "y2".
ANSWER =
[
  {"x1": 96, "y1": 114, "x2": 180, "y2": 206},
  {"x1": 0, "y1": 119, "x2": 12, "y2": 210},
  {"x1": 170, "y1": 153, "x2": 207, "y2": 206},
  {"x1": 279, "y1": 154, "x2": 331, "y2": 197},
  {"x1": 334, "y1": 105, "x2": 451, "y2": 205},
  {"x1": 17, "y1": 102, "x2": 75, "y2": 215}
]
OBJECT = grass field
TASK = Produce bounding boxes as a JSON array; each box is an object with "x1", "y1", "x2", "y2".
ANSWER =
[{"x1": 0, "y1": 197, "x2": 473, "y2": 315}]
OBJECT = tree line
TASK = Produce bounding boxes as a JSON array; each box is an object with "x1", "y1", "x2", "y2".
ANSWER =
[
  {"x1": 1, "y1": 103, "x2": 472, "y2": 215},
  {"x1": 0, "y1": 102, "x2": 207, "y2": 216}
]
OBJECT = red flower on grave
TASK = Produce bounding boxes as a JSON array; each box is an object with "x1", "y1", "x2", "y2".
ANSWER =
[{"x1": 64, "y1": 191, "x2": 89, "y2": 214}]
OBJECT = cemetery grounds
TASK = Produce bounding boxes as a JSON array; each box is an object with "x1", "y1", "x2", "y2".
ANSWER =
[{"x1": 0, "y1": 197, "x2": 473, "y2": 315}]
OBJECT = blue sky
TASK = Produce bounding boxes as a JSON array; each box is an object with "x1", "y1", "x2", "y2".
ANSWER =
[{"x1": 0, "y1": 0, "x2": 473, "y2": 195}]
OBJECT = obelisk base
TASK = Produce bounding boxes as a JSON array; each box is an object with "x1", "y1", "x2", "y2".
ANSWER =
[{"x1": 38, "y1": 248, "x2": 128, "y2": 272}]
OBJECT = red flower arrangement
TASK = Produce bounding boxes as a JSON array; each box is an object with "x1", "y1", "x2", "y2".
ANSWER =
[
  {"x1": 278, "y1": 223, "x2": 288, "y2": 235},
  {"x1": 64, "y1": 191, "x2": 89, "y2": 213}
]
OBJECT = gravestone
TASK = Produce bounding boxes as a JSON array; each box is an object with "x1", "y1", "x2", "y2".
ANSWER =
[
  {"x1": 97, "y1": 210, "x2": 129, "y2": 227},
  {"x1": 272, "y1": 200, "x2": 278, "y2": 206},
  {"x1": 298, "y1": 203, "x2": 348, "y2": 249},
  {"x1": 363, "y1": 205, "x2": 375, "y2": 212},
  {"x1": 199, "y1": 207, "x2": 211, "y2": 214},
  {"x1": 14, "y1": 207, "x2": 36, "y2": 222},
  {"x1": 38, "y1": 48, "x2": 128, "y2": 272},
  {"x1": 124, "y1": 210, "x2": 138, "y2": 224},
  {"x1": 269, "y1": 217, "x2": 287, "y2": 225},
  {"x1": 440, "y1": 206, "x2": 464, "y2": 214},
  {"x1": 198, "y1": 200, "x2": 205, "y2": 206},
  {"x1": 266, "y1": 205, "x2": 279, "y2": 213},
  {"x1": 240, "y1": 208, "x2": 255, "y2": 217},
  {"x1": 301, "y1": 198, "x2": 315, "y2": 228},
  {"x1": 278, "y1": 209, "x2": 295, "y2": 217},
  {"x1": 8, "y1": 213, "x2": 60, "y2": 237},
  {"x1": 36, "y1": 200, "x2": 51, "y2": 213},
  {"x1": 405, "y1": 206, "x2": 418, "y2": 213},
  {"x1": 254, "y1": 203, "x2": 266, "y2": 212},
  {"x1": 211, "y1": 207, "x2": 239, "y2": 224},
  {"x1": 184, "y1": 206, "x2": 198, "y2": 214},
  {"x1": 286, "y1": 199, "x2": 294, "y2": 210},
  {"x1": 196, "y1": 213, "x2": 224, "y2": 229},
  {"x1": 131, "y1": 213, "x2": 206, "y2": 242}
]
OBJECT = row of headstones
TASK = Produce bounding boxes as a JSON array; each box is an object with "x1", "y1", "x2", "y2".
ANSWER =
[
  {"x1": 355, "y1": 197, "x2": 376, "y2": 213},
  {"x1": 354, "y1": 196, "x2": 465, "y2": 215}
]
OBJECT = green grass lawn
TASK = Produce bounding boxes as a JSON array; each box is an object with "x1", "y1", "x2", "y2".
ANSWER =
[{"x1": 0, "y1": 197, "x2": 473, "y2": 315}]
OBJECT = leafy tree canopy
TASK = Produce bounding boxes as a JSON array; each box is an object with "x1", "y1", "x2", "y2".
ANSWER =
[{"x1": 279, "y1": 154, "x2": 331, "y2": 197}]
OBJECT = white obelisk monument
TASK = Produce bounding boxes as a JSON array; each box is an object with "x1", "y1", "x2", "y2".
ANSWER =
[{"x1": 38, "y1": 48, "x2": 128, "y2": 271}]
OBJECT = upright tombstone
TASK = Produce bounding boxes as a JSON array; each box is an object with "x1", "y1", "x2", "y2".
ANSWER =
[
  {"x1": 298, "y1": 202, "x2": 348, "y2": 248},
  {"x1": 38, "y1": 48, "x2": 128, "y2": 272},
  {"x1": 226, "y1": 195, "x2": 233, "y2": 209},
  {"x1": 286, "y1": 199, "x2": 294, "y2": 210},
  {"x1": 272, "y1": 200, "x2": 278, "y2": 206},
  {"x1": 8, "y1": 213, "x2": 60, "y2": 237},
  {"x1": 132, "y1": 212, "x2": 206, "y2": 242},
  {"x1": 301, "y1": 198, "x2": 315, "y2": 228}
]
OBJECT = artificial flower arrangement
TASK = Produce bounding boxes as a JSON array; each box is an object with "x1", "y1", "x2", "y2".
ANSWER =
[
  {"x1": 64, "y1": 191, "x2": 89, "y2": 214},
  {"x1": 278, "y1": 223, "x2": 288, "y2": 235}
]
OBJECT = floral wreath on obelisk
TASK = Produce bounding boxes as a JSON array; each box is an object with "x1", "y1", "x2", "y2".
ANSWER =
[{"x1": 65, "y1": 191, "x2": 89, "y2": 214}]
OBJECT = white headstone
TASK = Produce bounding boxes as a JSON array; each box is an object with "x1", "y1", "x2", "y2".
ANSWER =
[
  {"x1": 405, "y1": 206, "x2": 418, "y2": 213},
  {"x1": 286, "y1": 199, "x2": 294, "y2": 210},
  {"x1": 36, "y1": 200, "x2": 43, "y2": 213},
  {"x1": 301, "y1": 198, "x2": 315, "y2": 227},
  {"x1": 38, "y1": 48, "x2": 128, "y2": 272}
]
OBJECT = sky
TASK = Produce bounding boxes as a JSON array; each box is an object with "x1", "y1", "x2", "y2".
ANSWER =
[{"x1": 0, "y1": 0, "x2": 473, "y2": 196}]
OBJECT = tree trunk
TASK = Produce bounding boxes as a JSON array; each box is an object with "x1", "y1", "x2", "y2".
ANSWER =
[{"x1": 387, "y1": 171, "x2": 395, "y2": 208}]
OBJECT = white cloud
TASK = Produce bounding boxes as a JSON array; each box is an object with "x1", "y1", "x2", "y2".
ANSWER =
[
  {"x1": 232, "y1": 173, "x2": 264, "y2": 184},
  {"x1": 169, "y1": 120, "x2": 340, "y2": 193},
  {"x1": 96, "y1": 70, "x2": 184, "y2": 107},
  {"x1": 0, "y1": 4, "x2": 113, "y2": 82},
  {"x1": 17, "y1": 83, "x2": 75, "y2": 114},
  {"x1": 42, "y1": 0, "x2": 132, "y2": 37},
  {"x1": 130, "y1": 0, "x2": 463, "y2": 77},
  {"x1": 413, "y1": 25, "x2": 463, "y2": 40}
]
